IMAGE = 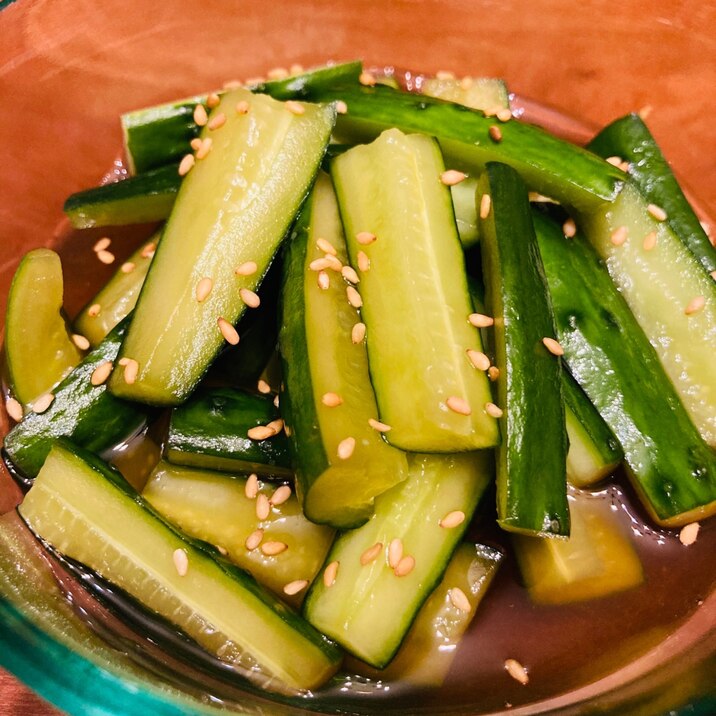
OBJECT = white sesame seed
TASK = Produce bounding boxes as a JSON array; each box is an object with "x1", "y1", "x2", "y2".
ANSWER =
[
  {"x1": 215, "y1": 545, "x2": 228, "y2": 556},
  {"x1": 394, "y1": 555, "x2": 416, "y2": 577},
  {"x1": 195, "y1": 277, "x2": 213, "y2": 302},
  {"x1": 441, "y1": 170, "x2": 467, "y2": 186},
  {"x1": 268, "y1": 67, "x2": 289, "y2": 79},
  {"x1": 505, "y1": 658, "x2": 529, "y2": 685},
  {"x1": 285, "y1": 100, "x2": 305, "y2": 115},
  {"x1": 120, "y1": 261, "x2": 136, "y2": 274},
  {"x1": 469, "y1": 312, "x2": 494, "y2": 328},
  {"x1": 270, "y1": 485, "x2": 292, "y2": 506},
  {"x1": 196, "y1": 137, "x2": 213, "y2": 160},
  {"x1": 256, "y1": 493, "x2": 271, "y2": 521},
  {"x1": 309, "y1": 258, "x2": 332, "y2": 272},
  {"x1": 235, "y1": 100, "x2": 250, "y2": 114},
  {"x1": 261, "y1": 541, "x2": 288, "y2": 556},
  {"x1": 605, "y1": 156, "x2": 623, "y2": 168},
  {"x1": 240, "y1": 288, "x2": 261, "y2": 308},
  {"x1": 496, "y1": 108, "x2": 513, "y2": 122},
  {"x1": 359, "y1": 71, "x2": 376, "y2": 86},
  {"x1": 244, "y1": 77, "x2": 265, "y2": 86},
  {"x1": 317, "y1": 270, "x2": 330, "y2": 290},
  {"x1": 352, "y1": 322, "x2": 366, "y2": 344},
  {"x1": 208, "y1": 112, "x2": 226, "y2": 130},
  {"x1": 218, "y1": 317, "x2": 240, "y2": 345},
  {"x1": 488, "y1": 366, "x2": 500, "y2": 381},
  {"x1": 542, "y1": 337, "x2": 564, "y2": 356},
  {"x1": 93, "y1": 237, "x2": 111, "y2": 252},
  {"x1": 72, "y1": 334, "x2": 90, "y2": 350},
  {"x1": 711, "y1": 271, "x2": 716, "y2": 281},
  {"x1": 323, "y1": 254, "x2": 343, "y2": 272},
  {"x1": 235, "y1": 261, "x2": 258, "y2": 276},
  {"x1": 290, "y1": 63, "x2": 305, "y2": 75},
  {"x1": 563, "y1": 218, "x2": 577, "y2": 238},
  {"x1": 447, "y1": 396, "x2": 472, "y2": 416},
  {"x1": 346, "y1": 286, "x2": 362, "y2": 308},
  {"x1": 460, "y1": 76, "x2": 474, "y2": 90},
  {"x1": 335, "y1": 100, "x2": 348, "y2": 115},
  {"x1": 123, "y1": 358, "x2": 139, "y2": 385},
  {"x1": 90, "y1": 360, "x2": 113, "y2": 387},
  {"x1": 97, "y1": 250, "x2": 115, "y2": 265},
  {"x1": 610, "y1": 226, "x2": 628, "y2": 246},
  {"x1": 360, "y1": 542, "x2": 383, "y2": 566},
  {"x1": 647, "y1": 204, "x2": 667, "y2": 222},
  {"x1": 684, "y1": 296, "x2": 705, "y2": 315},
  {"x1": 643, "y1": 231, "x2": 658, "y2": 251},
  {"x1": 368, "y1": 418, "x2": 392, "y2": 432},
  {"x1": 449, "y1": 586, "x2": 472, "y2": 612},
  {"x1": 440, "y1": 510, "x2": 466, "y2": 529},
  {"x1": 388, "y1": 538, "x2": 403, "y2": 569},
  {"x1": 340, "y1": 265, "x2": 359, "y2": 285},
  {"x1": 190, "y1": 137, "x2": 202, "y2": 151},
  {"x1": 141, "y1": 242, "x2": 156, "y2": 258},
  {"x1": 323, "y1": 560, "x2": 339, "y2": 587},
  {"x1": 489, "y1": 125, "x2": 503, "y2": 142},
  {"x1": 245, "y1": 474, "x2": 259, "y2": 499},
  {"x1": 245, "y1": 528, "x2": 264, "y2": 550},
  {"x1": 178, "y1": 154, "x2": 195, "y2": 176},
  {"x1": 356, "y1": 231, "x2": 376, "y2": 245},
  {"x1": 5, "y1": 397, "x2": 23, "y2": 422},
  {"x1": 173, "y1": 548, "x2": 189, "y2": 576},
  {"x1": 193, "y1": 104, "x2": 208, "y2": 126},
  {"x1": 316, "y1": 238, "x2": 336, "y2": 255},
  {"x1": 479, "y1": 194, "x2": 492, "y2": 219},
  {"x1": 638, "y1": 104, "x2": 653, "y2": 119},
  {"x1": 273, "y1": 394, "x2": 280, "y2": 408},
  {"x1": 247, "y1": 425, "x2": 276, "y2": 441},
  {"x1": 357, "y1": 251, "x2": 370, "y2": 272},
  {"x1": 467, "y1": 349, "x2": 490, "y2": 371},
  {"x1": 32, "y1": 393, "x2": 54, "y2": 414},
  {"x1": 337, "y1": 437, "x2": 356, "y2": 460},
  {"x1": 283, "y1": 579, "x2": 309, "y2": 596},
  {"x1": 206, "y1": 92, "x2": 221, "y2": 108},
  {"x1": 436, "y1": 70, "x2": 455, "y2": 80},
  {"x1": 256, "y1": 379, "x2": 271, "y2": 395},
  {"x1": 485, "y1": 402, "x2": 504, "y2": 418},
  {"x1": 118, "y1": 358, "x2": 130, "y2": 366},
  {"x1": 679, "y1": 522, "x2": 700, "y2": 546},
  {"x1": 321, "y1": 392, "x2": 343, "y2": 407}
]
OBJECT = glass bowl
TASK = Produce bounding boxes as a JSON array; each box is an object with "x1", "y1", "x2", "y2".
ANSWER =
[{"x1": 0, "y1": 1, "x2": 714, "y2": 714}]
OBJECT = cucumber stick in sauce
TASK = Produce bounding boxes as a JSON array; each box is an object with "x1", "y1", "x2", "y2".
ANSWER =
[
  {"x1": 18, "y1": 441, "x2": 341, "y2": 693},
  {"x1": 279, "y1": 172, "x2": 408, "y2": 528},
  {"x1": 109, "y1": 89, "x2": 335, "y2": 405},
  {"x1": 533, "y1": 210, "x2": 716, "y2": 526},
  {"x1": 332, "y1": 129, "x2": 498, "y2": 452},
  {"x1": 304, "y1": 451, "x2": 493, "y2": 668},
  {"x1": 478, "y1": 163, "x2": 569, "y2": 537}
]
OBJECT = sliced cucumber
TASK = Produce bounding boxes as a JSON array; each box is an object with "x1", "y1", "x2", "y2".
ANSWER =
[
  {"x1": 309, "y1": 84, "x2": 624, "y2": 212},
  {"x1": 420, "y1": 76, "x2": 509, "y2": 111},
  {"x1": 533, "y1": 210, "x2": 716, "y2": 526},
  {"x1": 5, "y1": 249, "x2": 83, "y2": 406},
  {"x1": 279, "y1": 171, "x2": 408, "y2": 528},
  {"x1": 512, "y1": 492, "x2": 643, "y2": 605},
  {"x1": 303, "y1": 451, "x2": 493, "y2": 668},
  {"x1": 63, "y1": 165, "x2": 179, "y2": 229},
  {"x1": 18, "y1": 441, "x2": 342, "y2": 694},
  {"x1": 349, "y1": 542, "x2": 502, "y2": 686},
  {"x1": 478, "y1": 163, "x2": 568, "y2": 537},
  {"x1": 122, "y1": 61, "x2": 362, "y2": 174},
  {"x1": 166, "y1": 388, "x2": 291, "y2": 476},
  {"x1": 588, "y1": 113, "x2": 716, "y2": 275},
  {"x1": 332, "y1": 129, "x2": 498, "y2": 452},
  {"x1": 109, "y1": 90, "x2": 335, "y2": 405},
  {"x1": 452, "y1": 177, "x2": 481, "y2": 248},
  {"x1": 3, "y1": 318, "x2": 147, "y2": 478},
  {"x1": 142, "y1": 461, "x2": 334, "y2": 606},
  {"x1": 74, "y1": 232, "x2": 158, "y2": 347},
  {"x1": 563, "y1": 371, "x2": 623, "y2": 487},
  {"x1": 578, "y1": 182, "x2": 716, "y2": 446}
]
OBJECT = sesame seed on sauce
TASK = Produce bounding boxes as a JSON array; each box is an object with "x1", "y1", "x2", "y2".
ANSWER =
[
  {"x1": 283, "y1": 580, "x2": 309, "y2": 596},
  {"x1": 368, "y1": 418, "x2": 392, "y2": 432},
  {"x1": 346, "y1": 286, "x2": 362, "y2": 308},
  {"x1": 446, "y1": 396, "x2": 472, "y2": 416},
  {"x1": 97, "y1": 250, "x2": 115, "y2": 265},
  {"x1": 72, "y1": 334, "x2": 90, "y2": 350},
  {"x1": 323, "y1": 560, "x2": 339, "y2": 587},
  {"x1": 351, "y1": 322, "x2": 367, "y2": 344},
  {"x1": 285, "y1": 100, "x2": 305, "y2": 115},
  {"x1": 360, "y1": 542, "x2": 383, "y2": 566},
  {"x1": 335, "y1": 100, "x2": 348, "y2": 115},
  {"x1": 244, "y1": 76, "x2": 265, "y2": 86},
  {"x1": 123, "y1": 358, "x2": 139, "y2": 385},
  {"x1": 317, "y1": 270, "x2": 330, "y2": 290},
  {"x1": 359, "y1": 71, "x2": 376, "y2": 86},
  {"x1": 289, "y1": 63, "x2": 305, "y2": 75},
  {"x1": 255, "y1": 493, "x2": 271, "y2": 520},
  {"x1": 235, "y1": 261, "x2": 258, "y2": 276},
  {"x1": 467, "y1": 349, "x2": 490, "y2": 371},
  {"x1": 479, "y1": 194, "x2": 492, "y2": 219},
  {"x1": 542, "y1": 337, "x2": 564, "y2": 356},
  {"x1": 93, "y1": 237, "x2": 111, "y2": 253},
  {"x1": 5, "y1": 397, "x2": 23, "y2": 422},
  {"x1": 207, "y1": 112, "x2": 227, "y2": 131},
  {"x1": 342, "y1": 265, "x2": 360, "y2": 284},
  {"x1": 337, "y1": 437, "x2": 356, "y2": 460},
  {"x1": 261, "y1": 541, "x2": 288, "y2": 556},
  {"x1": 504, "y1": 658, "x2": 529, "y2": 685},
  {"x1": 270, "y1": 485, "x2": 292, "y2": 506},
  {"x1": 440, "y1": 170, "x2": 467, "y2": 186},
  {"x1": 195, "y1": 277, "x2": 213, "y2": 303},
  {"x1": 610, "y1": 226, "x2": 628, "y2": 246},
  {"x1": 388, "y1": 538, "x2": 403, "y2": 569},
  {"x1": 436, "y1": 70, "x2": 455, "y2": 80},
  {"x1": 563, "y1": 218, "x2": 577, "y2": 238},
  {"x1": 440, "y1": 510, "x2": 466, "y2": 529},
  {"x1": 357, "y1": 251, "x2": 370, "y2": 272},
  {"x1": 90, "y1": 361, "x2": 113, "y2": 387},
  {"x1": 240, "y1": 288, "x2": 261, "y2": 308},
  {"x1": 268, "y1": 67, "x2": 289, "y2": 79},
  {"x1": 196, "y1": 137, "x2": 213, "y2": 159},
  {"x1": 245, "y1": 474, "x2": 259, "y2": 499},
  {"x1": 394, "y1": 555, "x2": 416, "y2": 577},
  {"x1": 485, "y1": 402, "x2": 504, "y2": 418},
  {"x1": 173, "y1": 549, "x2": 189, "y2": 577},
  {"x1": 488, "y1": 125, "x2": 503, "y2": 142},
  {"x1": 218, "y1": 317, "x2": 240, "y2": 345},
  {"x1": 684, "y1": 296, "x2": 706, "y2": 315},
  {"x1": 647, "y1": 204, "x2": 667, "y2": 222},
  {"x1": 206, "y1": 92, "x2": 221, "y2": 108},
  {"x1": 32, "y1": 393, "x2": 54, "y2": 414},
  {"x1": 321, "y1": 392, "x2": 343, "y2": 407},
  {"x1": 245, "y1": 529, "x2": 264, "y2": 550},
  {"x1": 235, "y1": 100, "x2": 250, "y2": 114},
  {"x1": 178, "y1": 154, "x2": 195, "y2": 176},
  {"x1": 449, "y1": 586, "x2": 472, "y2": 612},
  {"x1": 469, "y1": 312, "x2": 494, "y2": 328},
  {"x1": 316, "y1": 238, "x2": 336, "y2": 255},
  {"x1": 643, "y1": 231, "x2": 658, "y2": 251},
  {"x1": 193, "y1": 104, "x2": 208, "y2": 126},
  {"x1": 638, "y1": 105, "x2": 653, "y2": 120},
  {"x1": 679, "y1": 522, "x2": 700, "y2": 546},
  {"x1": 257, "y1": 379, "x2": 271, "y2": 394},
  {"x1": 356, "y1": 231, "x2": 377, "y2": 245},
  {"x1": 121, "y1": 262, "x2": 136, "y2": 274}
]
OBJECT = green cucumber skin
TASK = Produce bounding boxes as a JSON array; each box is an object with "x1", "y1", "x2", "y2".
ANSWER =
[
  {"x1": 533, "y1": 210, "x2": 716, "y2": 524},
  {"x1": 123, "y1": 61, "x2": 362, "y2": 174},
  {"x1": 588, "y1": 113, "x2": 716, "y2": 275},
  {"x1": 478, "y1": 163, "x2": 569, "y2": 536},
  {"x1": 166, "y1": 388, "x2": 291, "y2": 476},
  {"x1": 308, "y1": 84, "x2": 624, "y2": 213},
  {"x1": 63, "y1": 164, "x2": 180, "y2": 229},
  {"x1": 4, "y1": 319, "x2": 147, "y2": 477}
]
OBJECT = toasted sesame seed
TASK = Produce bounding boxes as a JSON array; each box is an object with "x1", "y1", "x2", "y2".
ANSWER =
[
  {"x1": 218, "y1": 317, "x2": 240, "y2": 345},
  {"x1": 489, "y1": 125, "x2": 503, "y2": 142},
  {"x1": 5, "y1": 397, "x2": 23, "y2": 422},
  {"x1": 316, "y1": 238, "x2": 336, "y2": 255},
  {"x1": 323, "y1": 254, "x2": 343, "y2": 272},
  {"x1": 193, "y1": 104, "x2": 208, "y2": 126},
  {"x1": 235, "y1": 261, "x2": 258, "y2": 276},
  {"x1": 449, "y1": 586, "x2": 472, "y2": 612},
  {"x1": 123, "y1": 358, "x2": 139, "y2": 385},
  {"x1": 283, "y1": 579, "x2": 309, "y2": 596},
  {"x1": 542, "y1": 337, "x2": 564, "y2": 356},
  {"x1": 261, "y1": 540, "x2": 288, "y2": 556},
  {"x1": 441, "y1": 170, "x2": 468, "y2": 186},
  {"x1": 208, "y1": 112, "x2": 226, "y2": 130},
  {"x1": 335, "y1": 100, "x2": 348, "y2": 114},
  {"x1": 342, "y1": 265, "x2": 360, "y2": 284},
  {"x1": 90, "y1": 360, "x2": 113, "y2": 386},
  {"x1": 346, "y1": 286, "x2": 362, "y2": 308},
  {"x1": 359, "y1": 71, "x2": 376, "y2": 86},
  {"x1": 388, "y1": 538, "x2": 403, "y2": 569},
  {"x1": 469, "y1": 312, "x2": 494, "y2": 328},
  {"x1": 240, "y1": 288, "x2": 261, "y2": 308},
  {"x1": 610, "y1": 226, "x2": 628, "y2": 246},
  {"x1": 563, "y1": 218, "x2": 577, "y2": 238},
  {"x1": 285, "y1": 100, "x2": 305, "y2": 115},
  {"x1": 268, "y1": 67, "x2": 289, "y2": 79},
  {"x1": 440, "y1": 510, "x2": 466, "y2": 529},
  {"x1": 32, "y1": 393, "x2": 54, "y2": 414},
  {"x1": 436, "y1": 70, "x2": 455, "y2": 80},
  {"x1": 245, "y1": 474, "x2": 259, "y2": 499},
  {"x1": 337, "y1": 437, "x2": 356, "y2": 460},
  {"x1": 467, "y1": 349, "x2": 490, "y2": 371},
  {"x1": 447, "y1": 396, "x2": 472, "y2": 416},
  {"x1": 178, "y1": 154, "x2": 195, "y2": 176},
  {"x1": 643, "y1": 231, "x2": 658, "y2": 251},
  {"x1": 605, "y1": 156, "x2": 623, "y2": 167},
  {"x1": 120, "y1": 261, "x2": 136, "y2": 274},
  {"x1": 322, "y1": 392, "x2": 343, "y2": 407},
  {"x1": 257, "y1": 379, "x2": 272, "y2": 394},
  {"x1": 97, "y1": 250, "x2": 115, "y2": 265},
  {"x1": 173, "y1": 548, "x2": 189, "y2": 577},
  {"x1": 485, "y1": 402, "x2": 504, "y2": 418},
  {"x1": 368, "y1": 418, "x2": 392, "y2": 432},
  {"x1": 488, "y1": 366, "x2": 500, "y2": 381},
  {"x1": 357, "y1": 251, "x2": 370, "y2": 272},
  {"x1": 195, "y1": 277, "x2": 213, "y2": 302},
  {"x1": 245, "y1": 528, "x2": 264, "y2": 550},
  {"x1": 505, "y1": 658, "x2": 529, "y2": 685},
  {"x1": 351, "y1": 322, "x2": 366, "y2": 343},
  {"x1": 679, "y1": 522, "x2": 700, "y2": 546},
  {"x1": 190, "y1": 137, "x2": 203, "y2": 151},
  {"x1": 647, "y1": 204, "x2": 667, "y2": 222},
  {"x1": 317, "y1": 270, "x2": 330, "y2": 290},
  {"x1": 496, "y1": 108, "x2": 513, "y2": 122},
  {"x1": 360, "y1": 542, "x2": 383, "y2": 565},
  {"x1": 71, "y1": 333, "x2": 90, "y2": 350},
  {"x1": 248, "y1": 425, "x2": 276, "y2": 441},
  {"x1": 93, "y1": 237, "x2": 111, "y2": 252},
  {"x1": 685, "y1": 296, "x2": 705, "y2": 315},
  {"x1": 206, "y1": 92, "x2": 221, "y2": 108},
  {"x1": 324, "y1": 560, "x2": 339, "y2": 587},
  {"x1": 356, "y1": 231, "x2": 376, "y2": 245},
  {"x1": 479, "y1": 193, "x2": 492, "y2": 219},
  {"x1": 256, "y1": 493, "x2": 271, "y2": 520},
  {"x1": 270, "y1": 485, "x2": 292, "y2": 506},
  {"x1": 235, "y1": 100, "x2": 250, "y2": 114},
  {"x1": 196, "y1": 137, "x2": 213, "y2": 159},
  {"x1": 395, "y1": 555, "x2": 416, "y2": 577},
  {"x1": 141, "y1": 242, "x2": 156, "y2": 258}
]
